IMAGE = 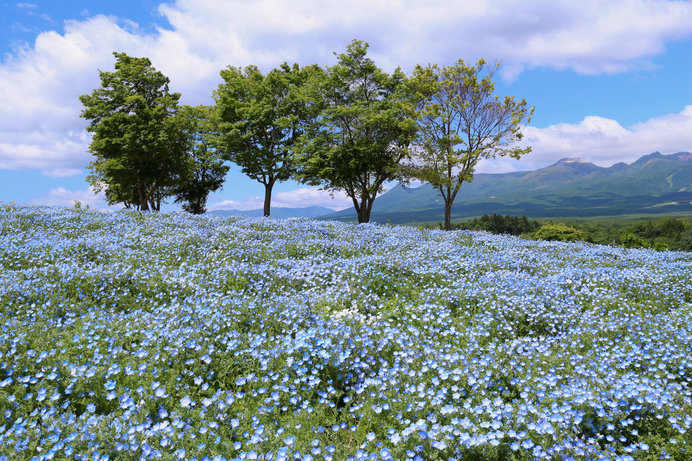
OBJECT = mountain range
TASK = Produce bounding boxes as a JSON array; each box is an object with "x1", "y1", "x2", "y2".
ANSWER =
[
  {"x1": 210, "y1": 152, "x2": 692, "y2": 223},
  {"x1": 324, "y1": 151, "x2": 692, "y2": 223},
  {"x1": 210, "y1": 205, "x2": 335, "y2": 219}
]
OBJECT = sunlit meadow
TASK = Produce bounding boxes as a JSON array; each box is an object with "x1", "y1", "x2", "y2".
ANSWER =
[{"x1": 0, "y1": 206, "x2": 690, "y2": 460}]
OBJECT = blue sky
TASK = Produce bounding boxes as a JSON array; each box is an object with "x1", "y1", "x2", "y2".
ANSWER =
[{"x1": 1, "y1": 0, "x2": 692, "y2": 211}]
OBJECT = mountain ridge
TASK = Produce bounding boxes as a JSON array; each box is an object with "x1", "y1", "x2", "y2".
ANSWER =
[
  {"x1": 322, "y1": 151, "x2": 692, "y2": 223},
  {"x1": 209, "y1": 205, "x2": 335, "y2": 219},
  {"x1": 207, "y1": 152, "x2": 692, "y2": 222}
]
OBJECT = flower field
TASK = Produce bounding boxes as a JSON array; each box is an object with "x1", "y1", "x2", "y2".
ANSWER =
[{"x1": 0, "y1": 206, "x2": 691, "y2": 461}]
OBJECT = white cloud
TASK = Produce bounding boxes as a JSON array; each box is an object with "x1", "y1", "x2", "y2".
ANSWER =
[
  {"x1": 42, "y1": 168, "x2": 83, "y2": 178},
  {"x1": 0, "y1": 15, "x2": 144, "y2": 173},
  {"x1": 209, "y1": 187, "x2": 352, "y2": 211},
  {"x1": 209, "y1": 197, "x2": 264, "y2": 211},
  {"x1": 156, "y1": 0, "x2": 692, "y2": 75},
  {"x1": 0, "y1": 129, "x2": 89, "y2": 174},
  {"x1": 1, "y1": 0, "x2": 692, "y2": 176},
  {"x1": 476, "y1": 105, "x2": 692, "y2": 173},
  {"x1": 31, "y1": 186, "x2": 111, "y2": 209},
  {"x1": 273, "y1": 188, "x2": 352, "y2": 210}
]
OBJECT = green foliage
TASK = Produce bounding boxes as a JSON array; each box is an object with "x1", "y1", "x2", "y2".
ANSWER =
[
  {"x1": 567, "y1": 216, "x2": 692, "y2": 251},
  {"x1": 533, "y1": 222, "x2": 586, "y2": 242},
  {"x1": 619, "y1": 232, "x2": 647, "y2": 249},
  {"x1": 173, "y1": 105, "x2": 230, "y2": 214},
  {"x1": 295, "y1": 40, "x2": 417, "y2": 223},
  {"x1": 406, "y1": 60, "x2": 533, "y2": 230},
  {"x1": 79, "y1": 52, "x2": 188, "y2": 211},
  {"x1": 215, "y1": 63, "x2": 320, "y2": 217},
  {"x1": 627, "y1": 217, "x2": 692, "y2": 251},
  {"x1": 452, "y1": 214, "x2": 540, "y2": 235},
  {"x1": 635, "y1": 216, "x2": 684, "y2": 239}
]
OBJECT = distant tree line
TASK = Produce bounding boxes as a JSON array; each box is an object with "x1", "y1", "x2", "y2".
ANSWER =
[
  {"x1": 444, "y1": 214, "x2": 540, "y2": 235},
  {"x1": 80, "y1": 41, "x2": 533, "y2": 227},
  {"x1": 525, "y1": 217, "x2": 692, "y2": 251},
  {"x1": 589, "y1": 217, "x2": 692, "y2": 251},
  {"x1": 453, "y1": 215, "x2": 692, "y2": 251}
]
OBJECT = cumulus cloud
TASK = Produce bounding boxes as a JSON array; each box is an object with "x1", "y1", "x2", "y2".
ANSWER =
[
  {"x1": 476, "y1": 105, "x2": 692, "y2": 173},
  {"x1": 273, "y1": 188, "x2": 352, "y2": 210},
  {"x1": 1, "y1": 0, "x2": 692, "y2": 176},
  {"x1": 209, "y1": 187, "x2": 352, "y2": 211},
  {"x1": 31, "y1": 186, "x2": 110, "y2": 209},
  {"x1": 156, "y1": 0, "x2": 692, "y2": 75},
  {"x1": 0, "y1": 15, "x2": 145, "y2": 174}
]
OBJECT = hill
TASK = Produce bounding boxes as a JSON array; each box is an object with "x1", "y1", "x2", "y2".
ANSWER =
[
  {"x1": 2, "y1": 207, "x2": 691, "y2": 458},
  {"x1": 322, "y1": 151, "x2": 692, "y2": 223}
]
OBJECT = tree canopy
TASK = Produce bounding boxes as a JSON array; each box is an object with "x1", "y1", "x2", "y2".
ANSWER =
[
  {"x1": 79, "y1": 45, "x2": 533, "y2": 220},
  {"x1": 173, "y1": 105, "x2": 230, "y2": 214},
  {"x1": 214, "y1": 63, "x2": 321, "y2": 217},
  {"x1": 407, "y1": 59, "x2": 533, "y2": 230},
  {"x1": 295, "y1": 40, "x2": 417, "y2": 223},
  {"x1": 80, "y1": 52, "x2": 188, "y2": 211}
]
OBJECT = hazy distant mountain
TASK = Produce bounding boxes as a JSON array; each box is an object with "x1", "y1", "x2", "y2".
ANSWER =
[
  {"x1": 321, "y1": 152, "x2": 692, "y2": 223},
  {"x1": 210, "y1": 205, "x2": 335, "y2": 219}
]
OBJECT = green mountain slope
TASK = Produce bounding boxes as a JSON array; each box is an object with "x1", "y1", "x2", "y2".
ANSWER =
[
  {"x1": 210, "y1": 206, "x2": 335, "y2": 218},
  {"x1": 322, "y1": 152, "x2": 692, "y2": 223}
]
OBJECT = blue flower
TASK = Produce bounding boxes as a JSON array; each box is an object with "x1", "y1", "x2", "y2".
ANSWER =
[{"x1": 180, "y1": 395, "x2": 193, "y2": 408}]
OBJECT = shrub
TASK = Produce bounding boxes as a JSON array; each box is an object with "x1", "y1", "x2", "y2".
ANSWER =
[
  {"x1": 533, "y1": 222, "x2": 586, "y2": 242},
  {"x1": 619, "y1": 232, "x2": 647, "y2": 249}
]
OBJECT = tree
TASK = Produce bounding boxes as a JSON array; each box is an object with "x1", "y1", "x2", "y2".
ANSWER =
[
  {"x1": 80, "y1": 52, "x2": 188, "y2": 211},
  {"x1": 407, "y1": 60, "x2": 533, "y2": 230},
  {"x1": 296, "y1": 40, "x2": 417, "y2": 223},
  {"x1": 173, "y1": 105, "x2": 230, "y2": 214},
  {"x1": 214, "y1": 63, "x2": 320, "y2": 217}
]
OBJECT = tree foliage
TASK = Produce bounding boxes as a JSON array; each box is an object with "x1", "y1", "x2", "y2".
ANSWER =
[
  {"x1": 214, "y1": 63, "x2": 320, "y2": 217},
  {"x1": 455, "y1": 214, "x2": 540, "y2": 235},
  {"x1": 80, "y1": 52, "x2": 188, "y2": 211},
  {"x1": 533, "y1": 223, "x2": 586, "y2": 242},
  {"x1": 173, "y1": 105, "x2": 230, "y2": 214},
  {"x1": 295, "y1": 40, "x2": 417, "y2": 223},
  {"x1": 407, "y1": 60, "x2": 533, "y2": 230}
]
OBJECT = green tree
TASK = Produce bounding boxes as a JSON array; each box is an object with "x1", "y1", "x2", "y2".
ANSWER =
[
  {"x1": 80, "y1": 52, "x2": 188, "y2": 211},
  {"x1": 407, "y1": 60, "x2": 533, "y2": 230},
  {"x1": 214, "y1": 63, "x2": 320, "y2": 217},
  {"x1": 296, "y1": 40, "x2": 417, "y2": 223},
  {"x1": 174, "y1": 105, "x2": 230, "y2": 214}
]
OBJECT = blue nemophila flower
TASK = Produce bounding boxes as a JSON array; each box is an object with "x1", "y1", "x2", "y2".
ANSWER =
[{"x1": 0, "y1": 208, "x2": 690, "y2": 459}]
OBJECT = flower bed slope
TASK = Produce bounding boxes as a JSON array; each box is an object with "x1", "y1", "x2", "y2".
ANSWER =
[{"x1": 0, "y1": 206, "x2": 690, "y2": 460}]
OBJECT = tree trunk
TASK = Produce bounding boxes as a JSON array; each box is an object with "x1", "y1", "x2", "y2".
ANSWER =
[
  {"x1": 357, "y1": 197, "x2": 373, "y2": 223},
  {"x1": 441, "y1": 181, "x2": 463, "y2": 231},
  {"x1": 263, "y1": 180, "x2": 275, "y2": 217},
  {"x1": 444, "y1": 199, "x2": 452, "y2": 231},
  {"x1": 138, "y1": 185, "x2": 149, "y2": 211},
  {"x1": 357, "y1": 207, "x2": 370, "y2": 224}
]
